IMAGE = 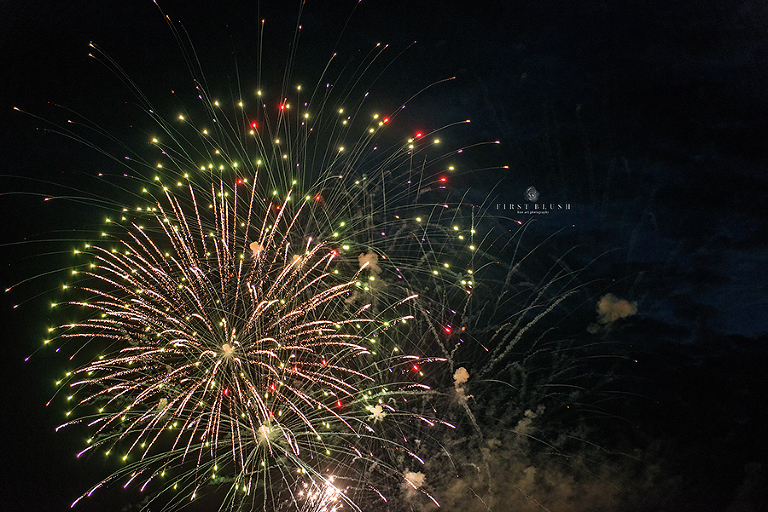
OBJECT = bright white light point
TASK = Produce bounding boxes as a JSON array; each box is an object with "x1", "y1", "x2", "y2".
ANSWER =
[
  {"x1": 257, "y1": 424, "x2": 272, "y2": 443},
  {"x1": 221, "y1": 343, "x2": 234, "y2": 358},
  {"x1": 238, "y1": 101, "x2": 243, "y2": 107}
]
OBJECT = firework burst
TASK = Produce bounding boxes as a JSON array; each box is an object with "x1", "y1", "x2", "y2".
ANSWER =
[
  {"x1": 18, "y1": 5, "x2": 505, "y2": 511},
  {"x1": 60, "y1": 185, "x2": 432, "y2": 510}
]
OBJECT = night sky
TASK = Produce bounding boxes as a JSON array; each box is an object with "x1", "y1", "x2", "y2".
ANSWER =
[{"x1": 1, "y1": 1, "x2": 767, "y2": 511}]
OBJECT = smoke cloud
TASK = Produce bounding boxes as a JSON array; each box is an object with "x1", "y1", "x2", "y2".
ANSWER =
[
  {"x1": 358, "y1": 251, "x2": 382, "y2": 275},
  {"x1": 588, "y1": 293, "x2": 638, "y2": 333}
]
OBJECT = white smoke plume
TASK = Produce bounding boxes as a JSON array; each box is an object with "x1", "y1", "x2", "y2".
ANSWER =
[
  {"x1": 358, "y1": 251, "x2": 382, "y2": 275},
  {"x1": 402, "y1": 470, "x2": 427, "y2": 500},
  {"x1": 453, "y1": 367, "x2": 473, "y2": 403},
  {"x1": 588, "y1": 293, "x2": 638, "y2": 333}
]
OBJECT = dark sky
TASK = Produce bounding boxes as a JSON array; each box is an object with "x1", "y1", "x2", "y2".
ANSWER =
[{"x1": 1, "y1": 1, "x2": 767, "y2": 511}]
